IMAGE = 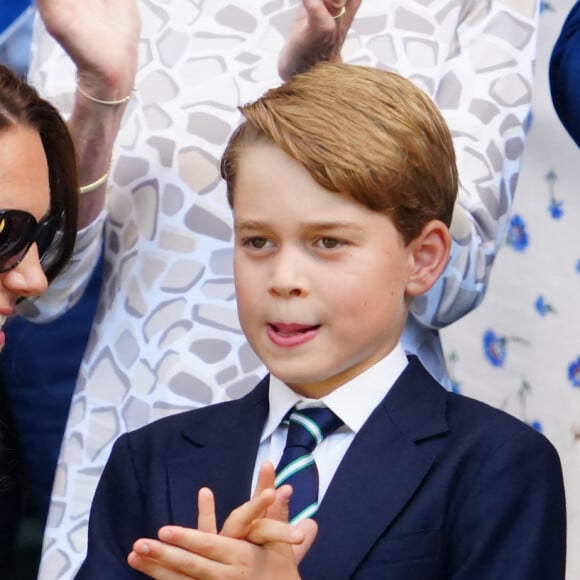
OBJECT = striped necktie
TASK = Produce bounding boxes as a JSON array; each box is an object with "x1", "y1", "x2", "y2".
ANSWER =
[{"x1": 275, "y1": 406, "x2": 342, "y2": 525}]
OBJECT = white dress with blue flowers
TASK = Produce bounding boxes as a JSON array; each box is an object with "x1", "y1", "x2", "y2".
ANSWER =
[{"x1": 442, "y1": 1, "x2": 580, "y2": 574}]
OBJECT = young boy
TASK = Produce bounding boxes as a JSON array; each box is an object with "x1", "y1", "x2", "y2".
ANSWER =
[{"x1": 77, "y1": 63, "x2": 566, "y2": 579}]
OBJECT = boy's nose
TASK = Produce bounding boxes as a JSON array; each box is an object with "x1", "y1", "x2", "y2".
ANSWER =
[
  {"x1": 2, "y1": 244, "x2": 49, "y2": 299},
  {"x1": 268, "y1": 249, "x2": 309, "y2": 298}
]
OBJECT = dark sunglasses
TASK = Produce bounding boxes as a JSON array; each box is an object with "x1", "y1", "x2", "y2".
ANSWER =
[{"x1": 0, "y1": 209, "x2": 62, "y2": 274}]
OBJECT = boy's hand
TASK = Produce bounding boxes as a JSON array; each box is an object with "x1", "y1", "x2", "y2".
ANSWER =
[
  {"x1": 278, "y1": 0, "x2": 362, "y2": 80},
  {"x1": 216, "y1": 462, "x2": 318, "y2": 562},
  {"x1": 127, "y1": 524, "x2": 304, "y2": 580},
  {"x1": 127, "y1": 462, "x2": 317, "y2": 578}
]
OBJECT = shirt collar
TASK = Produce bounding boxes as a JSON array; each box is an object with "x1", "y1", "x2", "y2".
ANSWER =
[{"x1": 262, "y1": 343, "x2": 408, "y2": 442}]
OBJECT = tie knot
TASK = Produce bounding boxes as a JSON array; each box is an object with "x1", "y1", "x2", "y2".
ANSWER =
[{"x1": 284, "y1": 406, "x2": 342, "y2": 452}]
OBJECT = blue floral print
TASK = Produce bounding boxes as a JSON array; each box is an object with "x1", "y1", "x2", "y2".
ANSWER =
[
  {"x1": 535, "y1": 295, "x2": 556, "y2": 316},
  {"x1": 506, "y1": 215, "x2": 529, "y2": 252},
  {"x1": 483, "y1": 330, "x2": 507, "y2": 367},
  {"x1": 546, "y1": 171, "x2": 564, "y2": 218},
  {"x1": 568, "y1": 357, "x2": 580, "y2": 388}
]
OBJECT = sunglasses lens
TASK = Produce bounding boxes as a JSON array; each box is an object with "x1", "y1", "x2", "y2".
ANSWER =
[
  {"x1": 36, "y1": 213, "x2": 61, "y2": 265},
  {"x1": 0, "y1": 211, "x2": 36, "y2": 272}
]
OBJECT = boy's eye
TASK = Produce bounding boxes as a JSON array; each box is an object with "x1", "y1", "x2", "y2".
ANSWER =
[
  {"x1": 246, "y1": 237, "x2": 270, "y2": 249},
  {"x1": 316, "y1": 237, "x2": 343, "y2": 249}
]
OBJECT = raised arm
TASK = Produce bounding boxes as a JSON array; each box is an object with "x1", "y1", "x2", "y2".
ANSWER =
[
  {"x1": 19, "y1": 1, "x2": 140, "y2": 321},
  {"x1": 409, "y1": 1, "x2": 539, "y2": 329},
  {"x1": 36, "y1": 0, "x2": 140, "y2": 229}
]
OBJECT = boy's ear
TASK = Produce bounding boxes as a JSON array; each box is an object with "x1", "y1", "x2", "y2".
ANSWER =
[{"x1": 406, "y1": 220, "x2": 452, "y2": 297}]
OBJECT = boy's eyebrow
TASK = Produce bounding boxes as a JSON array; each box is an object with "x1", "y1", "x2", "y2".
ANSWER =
[
  {"x1": 234, "y1": 219, "x2": 269, "y2": 232},
  {"x1": 234, "y1": 219, "x2": 366, "y2": 232},
  {"x1": 303, "y1": 221, "x2": 367, "y2": 232}
]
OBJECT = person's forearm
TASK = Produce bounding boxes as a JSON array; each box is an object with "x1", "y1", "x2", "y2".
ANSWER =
[
  {"x1": 33, "y1": 0, "x2": 141, "y2": 228},
  {"x1": 409, "y1": 0, "x2": 540, "y2": 330},
  {"x1": 68, "y1": 91, "x2": 131, "y2": 228}
]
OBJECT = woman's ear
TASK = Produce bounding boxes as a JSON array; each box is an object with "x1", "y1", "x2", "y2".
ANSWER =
[{"x1": 405, "y1": 220, "x2": 451, "y2": 297}]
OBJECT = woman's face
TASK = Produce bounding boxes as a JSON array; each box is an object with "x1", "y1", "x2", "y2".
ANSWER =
[{"x1": 0, "y1": 124, "x2": 51, "y2": 350}]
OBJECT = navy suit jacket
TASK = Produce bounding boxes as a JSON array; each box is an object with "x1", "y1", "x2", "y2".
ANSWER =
[
  {"x1": 551, "y1": 0, "x2": 580, "y2": 146},
  {"x1": 77, "y1": 356, "x2": 566, "y2": 579}
]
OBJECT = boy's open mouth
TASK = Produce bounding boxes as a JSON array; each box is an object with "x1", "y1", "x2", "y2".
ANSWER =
[{"x1": 269, "y1": 323, "x2": 321, "y2": 336}]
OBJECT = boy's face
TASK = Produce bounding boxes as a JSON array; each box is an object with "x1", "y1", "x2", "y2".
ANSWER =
[{"x1": 233, "y1": 141, "x2": 415, "y2": 398}]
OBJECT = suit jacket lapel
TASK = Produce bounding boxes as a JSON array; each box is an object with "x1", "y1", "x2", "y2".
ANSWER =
[
  {"x1": 167, "y1": 377, "x2": 270, "y2": 528},
  {"x1": 300, "y1": 357, "x2": 449, "y2": 578}
]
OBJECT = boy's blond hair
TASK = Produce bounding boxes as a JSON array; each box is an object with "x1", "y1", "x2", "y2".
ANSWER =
[{"x1": 221, "y1": 62, "x2": 457, "y2": 243}]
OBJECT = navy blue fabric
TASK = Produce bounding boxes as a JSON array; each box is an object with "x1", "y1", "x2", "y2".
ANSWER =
[
  {"x1": 0, "y1": 1, "x2": 31, "y2": 33},
  {"x1": 550, "y1": 0, "x2": 580, "y2": 146},
  {"x1": 0, "y1": 247, "x2": 104, "y2": 524},
  {"x1": 77, "y1": 356, "x2": 566, "y2": 579}
]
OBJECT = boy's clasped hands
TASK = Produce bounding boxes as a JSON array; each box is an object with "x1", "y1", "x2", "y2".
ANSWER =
[{"x1": 127, "y1": 462, "x2": 313, "y2": 579}]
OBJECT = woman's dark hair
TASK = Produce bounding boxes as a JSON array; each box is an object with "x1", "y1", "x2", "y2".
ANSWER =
[{"x1": 0, "y1": 64, "x2": 78, "y2": 283}]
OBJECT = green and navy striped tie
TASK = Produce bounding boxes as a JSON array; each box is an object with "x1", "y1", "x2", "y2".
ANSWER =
[{"x1": 275, "y1": 407, "x2": 342, "y2": 525}]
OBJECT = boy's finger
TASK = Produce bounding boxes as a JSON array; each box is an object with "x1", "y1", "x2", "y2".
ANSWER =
[
  {"x1": 246, "y1": 518, "x2": 305, "y2": 546},
  {"x1": 156, "y1": 526, "x2": 234, "y2": 562},
  {"x1": 197, "y1": 487, "x2": 218, "y2": 533},
  {"x1": 292, "y1": 519, "x2": 319, "y2": 562},
  {"x1": 128, "y1": 549, "x2": 184, "y2": 580},
  {"x1": 265, "y1": 484, "x2": 293, "y2": 522},
  {"x1": 129, "y1": 534, "x2": 230, "y2": 578},
  {"x1": 220, "y1": 488, "x2": 276, "y2": 538},
  {"x1": 253, "y1": 460, "x2": 276, "y2": 497}
]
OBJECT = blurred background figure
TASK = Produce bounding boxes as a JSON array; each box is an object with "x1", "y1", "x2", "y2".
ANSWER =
[
  {"x1": 0, "y1": 3, "x2": 103, "y2": 579},
  {"x1": 442, "y1": 1, "x2": 580, "y2": 575},
  {"x1": 0, "y1": 5, "x2": 38, "y2": 578},
  {"x1": 550, "y1": 0, "x2": 580, "y2": 146},
  {"x1": 0, "y1": 1, "x2": 34, "y2": 76}
]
